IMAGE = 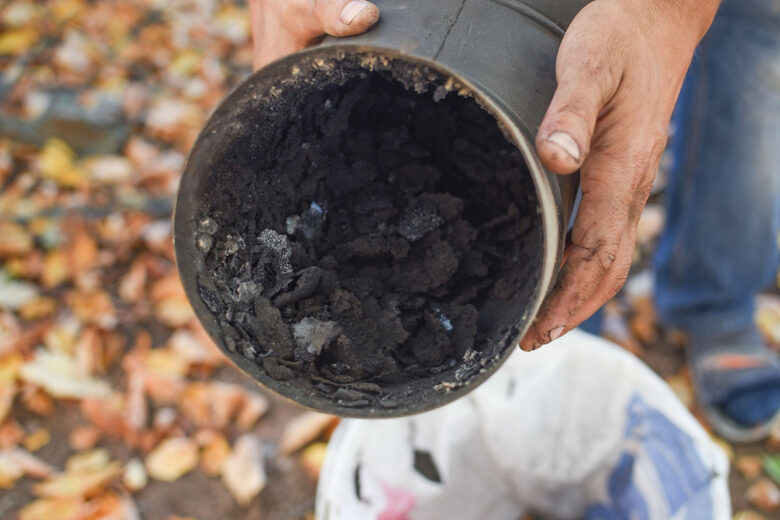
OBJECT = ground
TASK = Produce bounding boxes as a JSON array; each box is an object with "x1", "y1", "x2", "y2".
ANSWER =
[{"x1": 0, "y1": 1, "x2": 778, "y2": 519}]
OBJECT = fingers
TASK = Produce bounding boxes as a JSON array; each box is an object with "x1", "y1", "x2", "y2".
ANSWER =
[
  {"x1": 250, "y1": 0, "x2": 379, "y2": 70},
  {"x1": 520, "y1": 133, "x2": 659, "y2": 351},
  {"x1": 315, "y1": 0, "x2": 380, "y2": 37},
  {"x1": 535, "y1": 14, "x2": 622, "y2": 174}
]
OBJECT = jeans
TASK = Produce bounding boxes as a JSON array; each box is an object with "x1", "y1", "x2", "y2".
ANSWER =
[{"x1": 653, "y1": 0, "x2": 780, "y2": 337}]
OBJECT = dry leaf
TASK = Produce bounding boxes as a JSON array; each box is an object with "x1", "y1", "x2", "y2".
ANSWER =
[
  {"x1": 200, "y1": 432, "x2": 230, "y2": 476},
  {"x1": 736, "y1": 455, "x2": 765, "y2": 480},
  {"x1": 23, "y1": 429, "x2": 51, "y2": 452},
  {"x1": 222, "y1": 434, "x2": 266, "y2": 505},
  {"x1": 145, "y1": 437, "x2": 198, "y2": 482},
  {"x1": 0, "y1": 419, "x2": 26, "y2": 449},
  {"x1": 278, "y1": 412, "x2": 338, "y2": 455},
  {"x1": 18, "y1": 497, "x2": 83, "y2": 520},
  {"x1": 118, "y1": 259, "x2": 147, "y2": 303},
  {"x1": 39, "y1": 138, "x2": 87, "y2": 188},
  {"x1": 66, "y1": 448, "x2": 110, "y2": 473},
  {"x1": 0, "y1": 27, "x2": 37, "y2": 55},
  {"x1": 35, "y1": 461, "x2": 121, "y2": 497},
  {"x1": 81, "y1": 155, "x2": 134, "y2": 184},
  {"x1": 300, "y1": 442, "x2": 328, "y2": 479},
  {"x1": 20, "y1": 348, "x2": 111, "y2": 399},
  {"x1": 747, "y1": 478, "x2": 780, "y2": 512},
  {"x1": 0, "y1": 222, "x2": 33, "y2": 257},
  {"x1": 122, "y1": 458, "x2": 147, "y2": 492},
  {"x1": 236, "y1": 391, "x2": 269, "y2": 430},
  {"x1": 19, "y1": 296, "x2": 58, "y2": 320},
  {"x1": 67, "y1": 290, "x2": 116, "y2": 329},
  {"x1": 69, "y1": 425, "x2": 102, "y2": 451},
  {"x1": 733, "y1": 512, "x2": 767, "y2": 520}
]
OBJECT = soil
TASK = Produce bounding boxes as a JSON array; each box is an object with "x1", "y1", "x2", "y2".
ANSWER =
[{"x1": 193, "y1": 58, "x2": 542, "y2": 412}]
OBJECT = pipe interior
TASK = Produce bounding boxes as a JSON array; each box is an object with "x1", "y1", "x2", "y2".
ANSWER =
[{"x1": 189, "y1": 55, "x2": 544, "y2": 413}]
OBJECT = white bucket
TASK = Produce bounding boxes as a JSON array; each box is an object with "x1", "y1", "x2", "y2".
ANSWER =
[{"x1": 316, "y1": 330, "x2": 731, "y2": 519}]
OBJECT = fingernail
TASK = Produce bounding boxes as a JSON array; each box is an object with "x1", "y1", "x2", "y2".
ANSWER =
[
  {"x1": 548, "y1": 325, "x2": 565, "y2": 342},
  {"x1": 546, "y1": 132, "x2": 580, "y2": 163},
  {"x1": 340, "y1": 0, "x2": 370, "y2": 25}
]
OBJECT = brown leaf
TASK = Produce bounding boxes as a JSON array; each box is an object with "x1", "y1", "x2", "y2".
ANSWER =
[
  {"x1": 736, "y1": 455, "x2": 765, "y2": 480},
  {"x1": 0, "y1": 221, "x2": 33, "y2": 257},
  {"x1": 747, "y1": 478, "x2": 780, "y2": 512},
  {"x1": 118, "y1": 258, "x2": 147, "y2": 303},
  {"x1": 69, "y1": 425, "x2": 102, "y2": 451},
  {"x1": 0, "y1": 419, "x2": 26, "y2": 449},
  {"x1": 67, "y1": 290, "x2": 116, "y2": 329},
  {"x1": 199, "y1": 431, "x2": 230, "y2": 476},
  {"x1": 278, "y1": 412, "x2": 339, "y2": 455}
]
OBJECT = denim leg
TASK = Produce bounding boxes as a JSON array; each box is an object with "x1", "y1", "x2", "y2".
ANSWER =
[{"x1": 654, "y1": 0, "x2": 780, "y2": 337}]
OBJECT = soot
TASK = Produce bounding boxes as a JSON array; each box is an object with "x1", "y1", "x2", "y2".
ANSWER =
[{"x1": 193, "y1": 63, "x2": 542, "y2": 411}]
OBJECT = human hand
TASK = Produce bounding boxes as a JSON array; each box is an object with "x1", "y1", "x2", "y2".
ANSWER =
[
  {"x1": 520, "y1": 0, "x2": 720, "y2": 350},
  {"x1": 249, "y1": 0, "x2": 379, "y2": 70}
]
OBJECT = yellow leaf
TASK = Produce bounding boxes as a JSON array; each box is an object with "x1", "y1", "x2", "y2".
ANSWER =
[
  {"x1": 23, "y1": 429, "x2": 51, "y2": 452},
  {"x1": 300, "y1": 442, "x2": 328, "y2": 479},
  {"x1": 18, "y1": 497, "x2": 83, "y2": 520},
  {"x1": 39, "y1": 139, "x2": 87, "y2": 188},
  {"x1": 145, "y1": 437, "x2": 198, "y2": 482},
  {"x1": 0, "y1": 28, "x2": 36, "y2": 55},
  {"x1": 34, "y1": 461, "x2": 121, "y2": 497},
  {"x1": 0, "y1": 221, "x2": 33, "y2": 256},
  {"x1": 65, "y1": 448, "x2": 109, "y2": 473}
]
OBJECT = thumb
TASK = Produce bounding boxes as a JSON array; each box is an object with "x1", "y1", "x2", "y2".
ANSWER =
[
  {"x1": 536, "y1": 33, "x2": 621, "y2": 174},
  {"x1": 315, "y1": 0, "x2": 380, "y2": 37}
]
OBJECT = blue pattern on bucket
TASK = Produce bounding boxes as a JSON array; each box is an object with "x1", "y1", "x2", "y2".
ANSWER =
[{"x1": 585, "y1": 394, "x2": 714, "y2": 518}]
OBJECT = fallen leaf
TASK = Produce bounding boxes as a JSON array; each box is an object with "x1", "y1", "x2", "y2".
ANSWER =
[
  {"x1": 0, "y1": 27, "x2": 37, "y2": 55},
  {"x1": 69, "y1": 425, "x2": 102, "y2": 451},
  {"x1": 0, "y1": 449, "x2": 24, "y2": 487},
  {"x1": 0, "y1": 419, "x2": 26, "y2": 449},
  {"x1": 278, "y1": 412, "x2": 339, "y2": 455},
  {"x1": 0, "y1": 222, "x2": 33, "y2": 257},
  {"x1": 66, "y1": 448, "x2": 110, "y2": 473},
  {"x1": 145, "y1": 437, "x2": 198, "y2": 482},
  {"x1": 746, "y1": 478, "x2": 780, "y2": 512},
  {"x1": 34, "y1": 461, "x2": 121, "y2": 497},
  {"x1": 222, "y1": 434, "x2": 266, "y2": 505},
  {"x1": 122, "y1": 458, "x2": 147, "y2": 492},
  {"x1": 23, "y1": 429, "x2": 51, "y2": 452},
  {"x1": 200, "y1": 432, "x2": 230, "y2": 476},
  {"x1": 733, "y1": 512, "x2": 767, "y2": 520},
  {"x1": 67, "y1": 290, "x2": 116, "y2": 329},
  {"x1": 736, "y1": 455, "x2": 765, "y2": 480},
  {"x1": 236, "y1": 390, "x2": 269, "y2": 430},
  {"x1": 764, "y1": 455, "x2": 780, "y2": 486},
  {"x1": 19, "y1": 296, "x2": 58, "y2": 320},
  {"x1": 300, "y1": 442, "x2": 328, "y2": 479},
  {"x1": 81, "y1": 155, "x2": 135, "y2": 184},
  {"x1": 0, "y1": 275, "x2": 40, "y2": 311},
  {"x1": 38, "y1": 138, "x2": 87, "y2": 188},
  {"x1": 18, "y1": 497, "x2": 83, "y2": 520},
  {"x1": 20, "y1": 348, "x2": 111, "y2": 399}
]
